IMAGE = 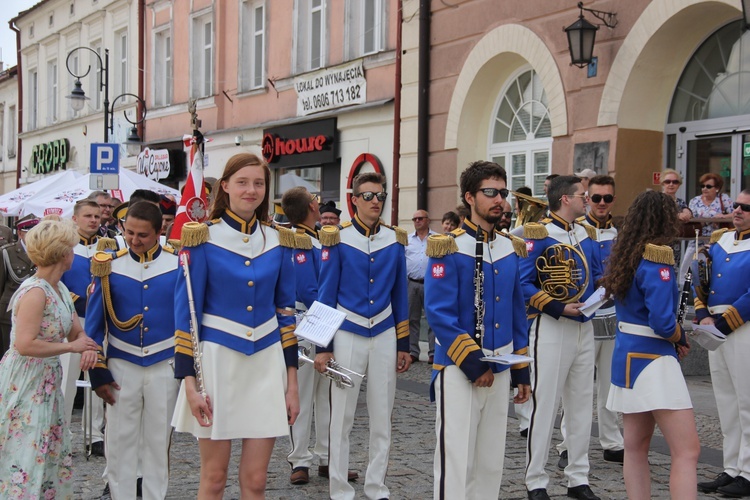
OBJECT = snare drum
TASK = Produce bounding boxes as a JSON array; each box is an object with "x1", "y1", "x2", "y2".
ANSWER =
[{"x1": 593, "y1": 309, "x2": 617, "y2": 341}]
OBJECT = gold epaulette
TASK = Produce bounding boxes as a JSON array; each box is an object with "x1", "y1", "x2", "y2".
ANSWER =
[
  {"x1": 710, "y1": 228, "x2": 729, "y2": 244},
  {"x1": 500, "y1": 232, "x2": 528, "y2": 258},
  {"x1": 294, "y1": 229, "x2": 313, "y2": 250},
  {"x1": 450, "y1": 228, "x2": 466, "y2": 237},
  {"x1": 180, "y1": 222, "x2": 209, "y2": 248},
  {"x1": 524, "y1": 222, "x2": 548, "y2": 240},
  {"x1": 426, "y1": 233, "x2": 458, "y2": 258},
  {"x1": 115, "y1": 248, "x2": 128, "y2": 258},
  {"x1": 162, "y1": 244, "x2": 178, "y2": 255},
  {"x1": 340, "y1": 221, "x2": 353, "y2": 228},
  {"x1": 393, "y1": 226, "x2": 408, "y2": 246},
  {"x1": 167, "y1": 239, "x2": 181, "y2": 250},
  {"x1": 581, "y1": 223, "x2": 598, "y2": 241},
  {"x1": 643, "y1": 243, "x2": 675, "y2": 265},
  {"x1": 276, "y1": 226, "x2": 296, "y2": 248},
  {"x1": 319, "y1": 225, "x2": 341, "y2": 246},
  {"x1": 96, "y1": 237, "x2": 118, "y2": 251},
  {"x1": 91, "y1": 251, "x2": 113, "y2": 277}
]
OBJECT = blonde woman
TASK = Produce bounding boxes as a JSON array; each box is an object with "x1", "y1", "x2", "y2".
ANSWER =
[{"x1": 660, "y1": 169, "x2": 692, "y2": 222}]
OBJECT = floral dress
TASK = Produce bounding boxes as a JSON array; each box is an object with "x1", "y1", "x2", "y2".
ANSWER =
[
  {"x1": 0, "y1": 277, "x2": 75, "y2": 500},
  {"x1": 689, "y1": 193, "x2": 733, "y2": 236}
]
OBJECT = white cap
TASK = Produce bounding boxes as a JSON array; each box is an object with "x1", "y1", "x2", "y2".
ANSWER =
[{"x1": 575, "y1": 168, "x2": 597, "y2": 179}]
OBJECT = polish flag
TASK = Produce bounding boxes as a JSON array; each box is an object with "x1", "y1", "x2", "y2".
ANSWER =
[{"x1": 170, "y1": 133, "x2": 209, "y2": 242}]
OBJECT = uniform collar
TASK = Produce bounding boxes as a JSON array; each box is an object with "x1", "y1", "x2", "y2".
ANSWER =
[
  {"x1": 222, "y1": 209, "x2": 258, "y2": 234},
  {"x1": 549, "y1": 212, "x2": 575, "y2": 232},
  {"x1": 584, "y1": 213, "x2": 613, "y2": 229},
  {"x1": 737, "y1": 227, "x2": 750, "y2": 241},
  {"x1": 461, "y1": 219, "x2": 495, "y2": 242},
  {"x1": 295, "y1": 223, "x2": 318, "y2": 239},
  {"x1": 352, "y1": 213, "x2": 382, "y2": 237},
  {"x1": 78, "y1": 233, "x2": 99, "y2": 246},
  {"x1": 129, "y1": 243, "x2": 162, "y2": 263}
]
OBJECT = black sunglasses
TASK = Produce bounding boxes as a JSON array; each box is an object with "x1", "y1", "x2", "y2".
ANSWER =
[
  {"x1": 412, "y1": 216, "x2": 427, "y2": 222},
  {"x1": 700, "y1": 184, "x2": 716, "y2": 189},
  {"x1": 356, "y1": 191, "x2": 387, "y2": 202},
  {"x1": 662, "y1": 179, "x2": 680, "y2": 185},
  {"x1": 733, "y1": 202, "x2": 750, "y2": 213},
  {"x1": 590, "y1": 194, "x2": 614, "y2": 204},
  {"x1": 476, "y1": 188, "x2": 509, "y2": 199}
]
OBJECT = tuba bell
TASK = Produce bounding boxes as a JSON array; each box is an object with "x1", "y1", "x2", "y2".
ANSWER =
[{"x1": 512, "y1": 191, "x2": 548, "y2": 228}]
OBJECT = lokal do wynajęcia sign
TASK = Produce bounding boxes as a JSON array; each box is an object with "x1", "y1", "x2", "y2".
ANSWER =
[{"x1": 262, "y1": 118, "x2": 337, "y2": 169}]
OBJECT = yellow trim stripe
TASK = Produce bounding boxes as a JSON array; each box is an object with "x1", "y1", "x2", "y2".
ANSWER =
[
  {"x1": 175, "y1": 330, "x2": 192, "y2": 341},
  {"x1": 530, "y1": 291, "x2": 553, "y2": 311},
  {"x1": 724, "y1": 306, "x2": 744, "y2": 331},
  {"x1": 512, "y1": 363, "x2": 530, "y2": 370},
  {"x1": 513, "y1": 347, "x2": 528, "y2": 355},
  {"x1": 175, "y1": 338, "x2": 193, "y2": 349},
  {"x1": 94, "y1": 361, "x2": 108, "y2": 369},
  {"x1": 175, "y1": 345, "x2": 193, "y2": 356},
  {"x1": 667, "y1": 325, "x2": 682, "y2": 343},
  {"x1": 433, "y1": 363, "x2": 446, "y2": 370},
  {"x1": 447, "y1": 334, "x2": 474, "y2": 358},
  {"x1": 625, "y1": 353, "x2": 660, "y2": 388},
  {"x1": 280, "y1": 324, "x2": 296, "y2": 335},
  {"x1": 455, "y1": 343, "x2": 480, "y2": 366},
  {"x1": 694, "y1": 297, "x2": 706, "y2": 310}
]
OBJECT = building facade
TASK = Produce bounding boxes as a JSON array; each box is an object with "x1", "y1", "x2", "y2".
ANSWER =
[
  {"x1": 399, "y1": 0, "x2": 750, "y2": 224},
  {"x1": 143, "y1": 0, "x2": 399, "y2": 221},
  {"x1": 0, "y1": 65, "x2": 18, "y2": 193}
]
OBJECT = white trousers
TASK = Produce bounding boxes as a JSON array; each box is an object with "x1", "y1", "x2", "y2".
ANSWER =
[
  {"x1": 433, "y1": 366, "x2": 510, "y2": 500},
  {"x1": 709, "y1": 323, "x2": 750, "y2": 480},
  {"x1": 288, "y1": 340, "x2": 332, "y2": 468},
  {"x1": 105, "y1": 358, "x2": 179, "y2": 500},
  {"x1": 525, "y1": 315, "x2": 594, "y2": 491},
  {"x1": 60, "y1": 351, "x2": 105, "y2": 443},
  {"x1": 558, "y1": 338, "x2": 623, "y2": 453},
  {"x1": 328, "y1": 329, "x2": 396, "y2": 500}
]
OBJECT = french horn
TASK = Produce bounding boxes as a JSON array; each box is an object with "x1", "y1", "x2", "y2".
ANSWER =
[{"x1": 535, "y1": 243, "x2": 590, "y2": 303}]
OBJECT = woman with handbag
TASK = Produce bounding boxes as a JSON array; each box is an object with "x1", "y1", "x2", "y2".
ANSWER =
[{"x1": 688, "y1": 172, "x2": 734, "y2": 236}]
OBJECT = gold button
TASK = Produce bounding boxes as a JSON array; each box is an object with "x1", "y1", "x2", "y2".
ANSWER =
[
  {"x1": 369, "y1": 300, "x2": 374, "y2": 304},
  {"x1": 726, "y1": 258, "x2": 730, "y2": 262},
  {"x1": 495, "y1": 323, "x2": 499, "y2": 329},
  {"x1": 494, "y1": 269, "x2": 498, "y2": 275},
  {"x1": 144, "y1": 306, "x2": 149, "y2": 311},
  {"x1": 370, "y1": 236, "x2": 375, "y2": 241},
  {"x1": 144, "y1": 264, "x2": 149, "y2": 269},
  {"x1": 247, "y1": 306, "x2": 253, "y2": 311},
  {"x1": 243, "y1": 237, "x2": 249, "y2": 243},
  {"x1": 495, "y1": 296, "x2": 500, "y2": 302},
  {"x1": 717, "y1": 274, "x2": 722, "y2": 278},
  {"x1": 245, "y1": 260, "x2": 250, "y2": 266},
  {"x1": 370, "y1": 320, "x2": 374, "y2": 325},
  {"x1": 144, "y1": 327, "x2": 149, "y2": 332},
  {"x1": 248, "y1": 281, "x2": 254, "y2": 287},
  {"x1": 711, "y1": 291, "x2": 716, "y2": 295},
  {"x1": 246, "y1": 330, "x2": 253, "y2": 337},
  {"x1": 143, "y1": 348, "x2": 149, "y2": 354},
  {"x1": 370, "y1": 257, "x2": 375, "y2": 262},
  {"x1": 143, "y1": 285, "x2": 148, "y2": 290},
  {"x1": 370, "y1": 279, "x2": 374, "y2": 283}
]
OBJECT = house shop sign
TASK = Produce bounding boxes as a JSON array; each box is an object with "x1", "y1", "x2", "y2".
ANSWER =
[{"x1": 262, "y1": 118, "x2": 337, "y2": 169}]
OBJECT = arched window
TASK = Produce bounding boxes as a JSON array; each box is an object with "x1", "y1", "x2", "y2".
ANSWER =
[{"x1": 488, "y1": 67, "x2": 552, "y2": 197}]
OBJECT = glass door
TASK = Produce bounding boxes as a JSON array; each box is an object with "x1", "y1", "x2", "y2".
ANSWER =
[{"x1": 684, "y1": 135, "x2": 733, "y2": 202}]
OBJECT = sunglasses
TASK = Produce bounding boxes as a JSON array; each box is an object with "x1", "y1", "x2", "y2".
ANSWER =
[
  {"x1": 590, "y1": 194, "x2": 614, "y2": 204},
  {"x1": 662, "y1": 179, "x2": 680, "y2": 185},
  {"x1": 733, "y1": 202, "x2": 750, "y2": 212},
  {"x1": 412, "y1": 216, "x2": 427, "y2": 222},
  {"x1": 476, "y1": 188, "x2": 509, "y2": 199},
  {"x1": 356, "y1": 191, "x2": 387, "y2": 202},
  {"x1": 700, "y1": 184, "x2": 716, "y2": 189}
]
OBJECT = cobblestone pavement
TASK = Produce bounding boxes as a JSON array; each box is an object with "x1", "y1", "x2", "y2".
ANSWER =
[{"x1": 70, "y1": 357, "x2": 726, "y2": 499}]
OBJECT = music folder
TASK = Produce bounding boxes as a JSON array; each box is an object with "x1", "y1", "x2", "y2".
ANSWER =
[
  {"x1": 480, "y1": 353, "x2": 534, "y2": 365},
  {"x1": 688, "y1": 323, "x2": 726, "y2": 351},
  {"x1": 294, "y1": 301, "x2": 347, "y2": 348}
]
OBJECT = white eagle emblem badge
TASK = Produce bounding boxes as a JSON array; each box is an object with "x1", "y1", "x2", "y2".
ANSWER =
[
  {"x1": 432, "y1": 263, "x2": 445, "y2": 279},
  {"x1": 659, "y1": 267, "x2": 671, "y2": 281},
  {"x1": 186, "y1": 197, "x2": 208, "y2": 222}
]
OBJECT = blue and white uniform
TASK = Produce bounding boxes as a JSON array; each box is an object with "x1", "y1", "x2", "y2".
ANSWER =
[
  {"x1": 425, "y1": 220, "x2": 529, "y2": 500},
  {"x1": 287, "y1": 224, "x2": 332, "y2": 472},
  {"x1": 171, "y1": 210, "x2": 298, "y2": 440},
  {"x1": 87, "y1": 244, "x2": 180, "y2": 499},
  {"x1": 520, "y1": 214, "x2": 602, "y2": 492},
  {"x1": 607, "y1": 244, "x2": 689, "y2": 412},
  {"x1": 694, "y1": 228, "x2": 750, "y2": 482},
  {"x1": 317, "y1": 215, "x2": 408, "y2": 500}
]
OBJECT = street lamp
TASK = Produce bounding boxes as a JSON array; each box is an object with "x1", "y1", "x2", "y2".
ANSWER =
[
  {"x1": 65, "y1": 46, "x2": 146, "y2": 155},
  {"x1": 564, "y1": 2, "x2": 618, "y2": 68},
  {"x1": 742, "y1": 0, "x2": 750, "y2": 29}
]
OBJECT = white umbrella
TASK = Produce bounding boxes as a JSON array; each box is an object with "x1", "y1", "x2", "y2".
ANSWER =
[
  {"x1": 278, "y1": 172, "x2": 319, "y2": 193},
  {"x1": 22, "y1": 168, "x2": 181, "y2": 219},
  {"x1": 0, "y1": 171, "x2": 82, "y2": 217}
]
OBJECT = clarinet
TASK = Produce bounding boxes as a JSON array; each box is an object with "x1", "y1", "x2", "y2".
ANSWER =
[
  {"x1": 473, "y1": 227, "x2": 485, "y2": 346},
  {"x1": 677, "y1": 267, "x2": 692, "y2": 327},
  {"x1": 180, "y1": 252, "x2": 210, "y2": 425}
]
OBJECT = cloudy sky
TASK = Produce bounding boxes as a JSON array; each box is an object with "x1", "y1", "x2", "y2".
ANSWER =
[{"x1": 2, "y1": 0, "x2": 39, "y2": 69}]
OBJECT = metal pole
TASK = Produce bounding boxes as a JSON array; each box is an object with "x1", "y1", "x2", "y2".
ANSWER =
[{"x1": 103, "y1": 49, "x2": 110, "y2": 143}]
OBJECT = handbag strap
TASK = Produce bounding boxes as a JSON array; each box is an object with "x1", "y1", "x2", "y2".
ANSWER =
[{"x1": 720, "y1": 194, "x2": 724, "y2": 213}]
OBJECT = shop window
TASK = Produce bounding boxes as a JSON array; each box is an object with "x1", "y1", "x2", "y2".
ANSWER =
[
  {"x1": 488, "y1": 67, "x2": 552, "y2": 198},
  {"x1": 273, "y1": 161, "x2": 341, "y2": 203}
]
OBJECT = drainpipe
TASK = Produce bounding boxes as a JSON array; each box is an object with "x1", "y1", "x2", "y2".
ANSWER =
[
  {"x1": 390, "y1": 0, "x2": 403, "y2": 225},
  {"x1": 416, "y1": 0, "x2": 430, "y2": 210},
  {"x1": 137, "y1": 0, "x2": 145, "y2": 143},
  {"x1": 10, "y1": 20, "x2": 21, "y2": 188}
]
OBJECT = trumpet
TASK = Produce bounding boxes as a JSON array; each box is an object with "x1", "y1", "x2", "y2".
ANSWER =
[{"x1": 298, "y1": 346, "x2": 365, "y2": 389}]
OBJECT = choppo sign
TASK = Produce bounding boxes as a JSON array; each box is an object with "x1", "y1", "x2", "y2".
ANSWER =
[{"x1": 262, "y1": 118, "x2": 336, "y2": 168}]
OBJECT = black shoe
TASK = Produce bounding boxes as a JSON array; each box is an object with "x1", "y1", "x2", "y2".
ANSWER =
[
  {"x1": 567, "y1": 485, "x2": 600, "y2": 500},
  {"x1": 527, "y1": 489, "x2": 550, "y2": 500},
  {"x1": 699, "y1": 472, "x2": 735, "y2": 493},
  {"x1": 100, "y1": 483, "x2": 110, "y2": 500},
  {"x1": 602, "y1": 448, "x2": 624, "y2": 463},
  {"x1": 718, "y1": 476, "x2": 750, "y2": 498},
  {"x1": 88, "y1": 441, "x2": 105, "y2": 457},
  {"x1": 520, "y1": 428, "x2": 528, "y2": 438},
  {"x1": 557, "y1": 450, "x2": 568, "y2": 470},
  {"x1": 136, "y1": 477, "x2": 143, "y2": 497}
]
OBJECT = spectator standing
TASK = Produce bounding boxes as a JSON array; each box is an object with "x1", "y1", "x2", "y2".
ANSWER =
[{"x1": 406, "y1": 210, "x2": 436, "y2": 363}]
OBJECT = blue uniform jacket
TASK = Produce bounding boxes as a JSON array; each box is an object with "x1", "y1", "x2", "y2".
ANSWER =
[
  {"x1": 317, "y1": 215, "x2": 409, "y2": 353},
  {"x1": 579, "y1": 213, "x2": 616, "y2": 268},
  {"x1": 61, "y1": 235, "x2": 101, "y2": 318},
  {"x1": 292, "y1": 224, "x2": 322, "y2": 311},
  {"x1": 694, "y1": 228, "x2": 750, "y2": 335},
  {"x1": 173, "y1": 211, "x2": 298, "y2": 379},
  {"x1": 424, "y1": 220, "x2": 529, "y2": 401},
  {"x1": 611, "y1": 245, "x2": 684, "y2": 388},
  {"x1": 87, "y1": 244, "x2": 179, "y2": 389},
  {"x1": 520, "y1": 213, "x2": 603, "y2": 321}
]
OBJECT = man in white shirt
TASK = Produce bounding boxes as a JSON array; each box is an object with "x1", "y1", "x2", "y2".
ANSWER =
[{"x1": 406, "y1": 210, "x2": 436, "y2": 363}]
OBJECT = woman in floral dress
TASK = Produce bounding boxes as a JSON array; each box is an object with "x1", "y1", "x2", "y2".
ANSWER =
[{"x1": 0, "y1": 220, "x2": 98, "y2": 499}]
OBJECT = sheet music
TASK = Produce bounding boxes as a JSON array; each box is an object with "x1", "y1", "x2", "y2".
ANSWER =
[
  {"x1": 294, "y1": 301, "x2": 347, "y2": 348},
  {"x1": 580, "y1": 286, "x2": 608, "y2": 318},
  {"x1": 480, "y1": 354, "x2": 534, "y2": 366},
  {"x1": 689, "y1": 323, "x2": 726, "y2": 351}
]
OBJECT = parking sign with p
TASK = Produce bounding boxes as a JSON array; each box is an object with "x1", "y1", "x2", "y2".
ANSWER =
[{"x1": 90, "y1": 143, "x2": 120, "y2": 174}]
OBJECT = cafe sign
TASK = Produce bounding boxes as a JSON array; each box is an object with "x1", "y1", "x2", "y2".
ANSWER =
[
  {"x1": 30, "y1": 139, "x2": 69, "y2": 175},
  {"x1": 136, "y1": 147, "x2": 171, "y2": 181}
]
